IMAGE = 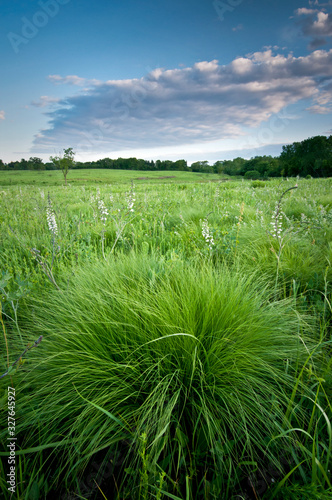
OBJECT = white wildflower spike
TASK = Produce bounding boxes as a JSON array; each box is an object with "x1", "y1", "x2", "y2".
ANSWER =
[
  {"x1": 201, "y1": 218, "x2": 214, "y2": 250},
  {"x1": 46, "y1": 194, "x2": 58, "y2": 235},
  {"x1": 98, "y1": 199, "x2": 109, "y2": 224},
  {"x1": 215, "y1": 185, "x2": 220, "y2": 202},
  {"x1": 271, "y1": 203, "x2": 283, "y2": 239},
  {"x1": 125, "y1": 183, "x2": 135, "y2": 212}
]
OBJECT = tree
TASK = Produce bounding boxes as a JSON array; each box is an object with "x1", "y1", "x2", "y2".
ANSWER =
[
  {"x1": 50, "y1": 148, "x2": 75, "y2": 185},
  {"x1": 265, "y1": 158, "x2": 281, "y2": 177},
  {"x1": 223, "y1": 157, "x2": 246, "y2": 176},
  {"x1": 173, "y1": 159, "x2": 188, "y2": 171},
  {"x1": 19, "y1": 158, "x2": 29, "y2": 170},
  {"x1": 28, "y1": 157, "x2": 44, "y2": 170},
  {"x1": 240, "y1": 156, "x2": 281, "y2": 178},
  {"x1": 190, "y1": 161, "x2": 212, "y2": 173},
  {"x1": 280, "y1": 135, "x2": 332, "y2": 177},
  {"x1": 244, "y1": 170, "x2": 260, "y2": 180},
  {"x1": 213, "y1": 161, "x2": 224, "y2": 174}
]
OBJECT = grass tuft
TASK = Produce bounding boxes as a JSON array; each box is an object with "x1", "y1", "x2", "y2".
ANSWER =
[{"x1": 2, "y1": 254, "x2": 315, "y2": 498}]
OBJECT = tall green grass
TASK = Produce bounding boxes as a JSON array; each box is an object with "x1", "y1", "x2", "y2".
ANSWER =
[
  {"x1": 0, "y1": 175, "x2": 331, "y2": 498},
  {"x1": 1, "y1": 254, "x2": 316, "y2": 498}
]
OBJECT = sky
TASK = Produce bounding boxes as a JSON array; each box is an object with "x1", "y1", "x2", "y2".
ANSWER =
[{"x1": 0, "y1": 0, "x2": 332, "y2": 164}]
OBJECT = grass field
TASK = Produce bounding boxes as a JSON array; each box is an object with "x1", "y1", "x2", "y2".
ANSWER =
[
  {"x1": 0, "y1": 170, "x2": 331, "y2": 499},
  {"x1": 0, "y1": 169, "x2": 223, "y2": 186}
]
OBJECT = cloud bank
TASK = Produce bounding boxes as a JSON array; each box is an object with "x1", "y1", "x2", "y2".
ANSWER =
[{"x1": 33, "y1": 49, "x2": 332, "y2": 154}]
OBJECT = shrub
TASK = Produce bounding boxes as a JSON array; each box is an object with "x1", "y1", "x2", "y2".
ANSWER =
[
  {"x1": 251, "y1": 180, "x2": 266, "y2": 188},
  {"x1": 244, "y1": 170, "x2": 260, "y2": 179}
]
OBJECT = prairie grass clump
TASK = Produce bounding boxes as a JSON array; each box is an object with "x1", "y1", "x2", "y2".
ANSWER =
[{"x1": 8, "y1": 254, "x2": 313, "y2": 498}]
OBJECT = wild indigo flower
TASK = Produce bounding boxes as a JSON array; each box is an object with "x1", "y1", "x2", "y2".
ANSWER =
[
  {"x1": 98, "y1": 200, "x2": 109, "y2": 224},
  {"x1": 126, "y1": 184, "x2": 135, "y2": 212},
  {"x1": 46, "y1": 195, "x2": 58, "y2": 235},
  {"x1": 271, "y1": 203, "x2": 283, "y2": 238},
  {"x1": 201, "y1": 218, "x2": 214, "y2": 250}
]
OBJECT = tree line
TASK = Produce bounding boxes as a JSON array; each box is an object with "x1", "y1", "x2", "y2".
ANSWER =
[{"x1": 1, "y1": 135, "x2": 331, "y2": 178}]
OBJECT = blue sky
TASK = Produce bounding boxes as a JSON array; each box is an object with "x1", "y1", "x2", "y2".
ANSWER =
[{"x1": 0, "y1": 0, "x2": 331, "y2": 164}]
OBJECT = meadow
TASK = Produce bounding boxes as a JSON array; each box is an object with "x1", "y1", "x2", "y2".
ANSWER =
[{"x1": 0, "y1": 170, "x2": 331, "y2": 499}]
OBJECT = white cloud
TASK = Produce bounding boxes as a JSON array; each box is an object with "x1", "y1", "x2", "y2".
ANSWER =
[
  {"x1": 48, "y1": 75, "x2": 101, "y2": 86},
  {"x1": 313, "y1": 11, "x2": 331, "y2": 31},
  {"x1": 296, "y1": 7, "x2": 318, "y2": 15},
  {"x1": 295, "y1": 6, "x2": 332, "y2": 46},
  {"x1": 32, "y1": 49, "x2": 332, "y2": 155},
  {"x1": 307, "y1": 104, "x2": 331, "y2": 112},
  {"x1": 31, "y1": 96, "x2": 61, "y2": 108},
  {"x1": 0, "y1": 110, "x2": 5, "y2": 120},
  {"x1": 309, "y1": 0, "x2": 332, "y2": 7},
  {"x1": 307, "y1": 81, "x2": 332, "y2": 112}
]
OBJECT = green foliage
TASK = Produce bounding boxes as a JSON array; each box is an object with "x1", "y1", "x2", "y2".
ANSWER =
[
  {"x1": 222, "y1": 156, "x2": 247, "y2": 176},
  {"x1": 251, "y1": 180, "x2": 266, "y2": 188},
  {"x1": 28, "y1": 157, "x2": 45, "y2": 171},
  {"x1": 270, "y1": 483, "x2": 332, "y2": 499},
  {"x1": 0, "y1": 255, "x2": 316, "y2": 498},
  {"x1": 280, "y1": 135, "x2": 332, "y2": 177},
  {"x1": 190, "y1": 160, "x2": 213, "y2": 173},
  {"x1": 0, "y1": 174, "x2": 331, "y2": 499},
  {"x1": 50, "y1": 147, "x2": 76, "y2": 185},
  {"x1": 244, "y1": 169, "x2": 261, "y2": 179}
]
